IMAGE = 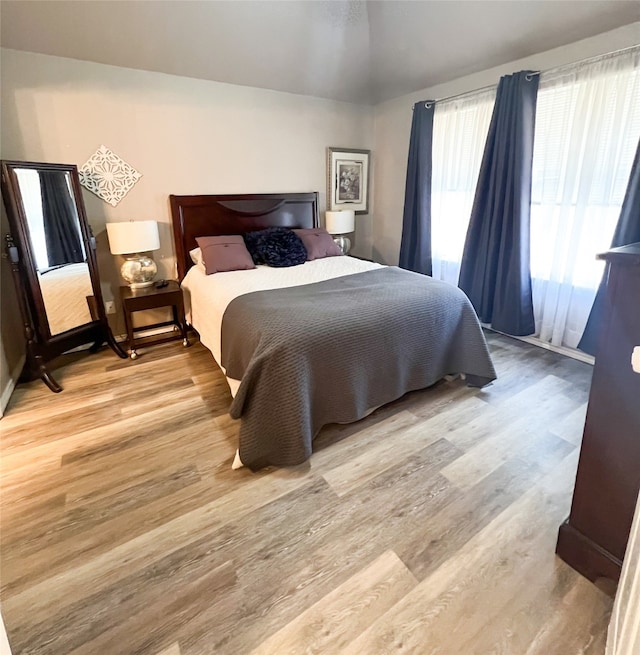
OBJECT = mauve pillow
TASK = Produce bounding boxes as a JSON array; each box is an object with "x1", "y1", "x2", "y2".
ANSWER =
[
  {"x1": 195, "y1": 236, "x2": 255, "y2": 274},
  {"x1": 243, "y1": 227, "x2": 307, "y2": 267},
  {"x1": 294, "y1": 228, "x2": 342, "y2": 260}
]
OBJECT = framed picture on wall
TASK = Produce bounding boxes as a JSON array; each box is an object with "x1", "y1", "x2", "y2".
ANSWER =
[{"x1": 327, "y1": 147, "x2": 370, "y2": 214}]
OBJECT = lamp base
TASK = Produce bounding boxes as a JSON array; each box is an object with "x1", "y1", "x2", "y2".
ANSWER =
[
  {"x1": 333, "y1": 235, "x2": 352, "y2": 255},
  {"x1": 121, "y1": 254, "x2": 157, "y2": 289}
]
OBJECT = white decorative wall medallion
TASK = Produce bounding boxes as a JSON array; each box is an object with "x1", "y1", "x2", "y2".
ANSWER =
[{"x1": 79, "y1": 145, "x2": 142, "y2": 207}]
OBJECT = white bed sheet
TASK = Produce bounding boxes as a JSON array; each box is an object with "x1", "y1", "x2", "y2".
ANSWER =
[{"x1": 181, "y1": 256, "x2": 383, "y2": 395}]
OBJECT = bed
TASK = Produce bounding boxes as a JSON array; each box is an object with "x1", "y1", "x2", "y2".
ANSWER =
[{"x1": 170, "y1": 192, "x2": 497, "y2": 470}]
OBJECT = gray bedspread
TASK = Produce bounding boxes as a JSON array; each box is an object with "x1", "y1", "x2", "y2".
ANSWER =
[{"x1": 221, "y1": 266, "x2": 496, "y2": 469}]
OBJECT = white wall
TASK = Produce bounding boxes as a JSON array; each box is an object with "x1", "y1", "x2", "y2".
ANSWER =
[
  {"x1": 0, "y1": 49, "x2": 374, "y2": 408},
  {"x1": 372, "y1": 22, "x2": 640, "y2": 266}
]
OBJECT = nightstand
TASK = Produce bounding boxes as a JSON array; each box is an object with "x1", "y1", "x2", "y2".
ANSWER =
[{"x1": 119, "y1": 281, "x2": 189, "y2": 359}]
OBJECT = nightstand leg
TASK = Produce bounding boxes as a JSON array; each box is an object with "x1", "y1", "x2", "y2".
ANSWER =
[{"x1": 123, "y1": 300, "x2": 136, "y2": 358}]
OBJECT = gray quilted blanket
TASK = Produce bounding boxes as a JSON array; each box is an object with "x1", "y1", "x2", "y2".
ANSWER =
[{"x1": 221, "y1": 266, "x2": 496, "y2": 469}]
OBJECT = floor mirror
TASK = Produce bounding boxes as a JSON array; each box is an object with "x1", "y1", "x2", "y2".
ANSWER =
[{"x1": 1, "y1": 160, "x2": 126, "y2": 392}]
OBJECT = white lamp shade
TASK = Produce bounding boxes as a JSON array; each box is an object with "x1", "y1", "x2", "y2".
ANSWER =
[
  {"x1": 106, "y1": 220, "x2": 160, "y2": 255},
  {"x1": 325, "y1": 210, "x2": 355, "y2": 235}
]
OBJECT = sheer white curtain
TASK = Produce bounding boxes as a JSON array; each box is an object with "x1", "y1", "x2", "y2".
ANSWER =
[
  {"x1": 530, "y1": 49, "x2": 640, "y2": 349},
  {"x1": 431, "y1": 88, "x2": 495, "y2": 286}
]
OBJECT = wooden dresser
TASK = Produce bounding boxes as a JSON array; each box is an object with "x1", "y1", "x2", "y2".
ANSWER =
[{"x1": 556, "y1": 243, "x2": 640, "y2": 589}]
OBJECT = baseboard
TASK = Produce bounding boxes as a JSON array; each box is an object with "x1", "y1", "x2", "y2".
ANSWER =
[
  {"x1": 556, "y1": 519, "x2": 621, "y2": 594},
  {"x1": 514, "y1": 335, "x2": 595, "y2": 365},
  {"x1": 0, "y1": 354, "x2": 25, "y2": 417},
  {"x1": 486, "y1": 328, "x2": 595, "y2": 365}
]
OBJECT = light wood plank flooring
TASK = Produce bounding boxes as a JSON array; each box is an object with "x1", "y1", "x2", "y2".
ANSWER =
[{"x1": 0, "y1": 332, "x2": 612, "y2": 654}]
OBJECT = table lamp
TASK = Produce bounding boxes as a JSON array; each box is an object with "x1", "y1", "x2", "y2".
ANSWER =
[
  {"x1": 325, "y1": 210, "x2": 355, "y2": 255},
  {"x1": 106, "y1": 220, "x2": 160, "y2": 289}
]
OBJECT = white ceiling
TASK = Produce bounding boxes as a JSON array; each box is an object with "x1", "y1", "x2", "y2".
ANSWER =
[{"x1": 1, "y1": 1, "x2": 639, "y2": 104}]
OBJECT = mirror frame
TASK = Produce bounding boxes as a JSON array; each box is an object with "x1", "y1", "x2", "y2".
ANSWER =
[{"x1": 1, "y1": 160, "x2": 126, "y2": 392}]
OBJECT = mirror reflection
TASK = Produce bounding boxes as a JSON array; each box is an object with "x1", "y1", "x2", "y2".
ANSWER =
[{"x1": 14, "y1": 168, "x2": 93, "y2": 336}]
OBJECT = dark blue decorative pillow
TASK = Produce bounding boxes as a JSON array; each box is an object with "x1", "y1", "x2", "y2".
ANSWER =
[
  {"x1": 243, "y1": 229, "x2": 265, "y2": 264},
  {"x1": 243, "y1": 227, "x2": 308, "y2": 267}
]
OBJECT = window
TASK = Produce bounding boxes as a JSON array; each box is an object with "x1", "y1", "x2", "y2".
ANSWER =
[
  {"x1": 431, "y1": 88, "x2": 495, "y2": 286},
  {"x1": 530, "y1": 49, "x2": 640, "y2": 347},
  {"x1": 429, "y1": 48, "x2": 640, "y2": 350}
]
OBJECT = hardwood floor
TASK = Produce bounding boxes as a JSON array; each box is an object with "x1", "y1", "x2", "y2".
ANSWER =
[{"x1": 0, "y1": 332, "x2": 612, "y2": 654}]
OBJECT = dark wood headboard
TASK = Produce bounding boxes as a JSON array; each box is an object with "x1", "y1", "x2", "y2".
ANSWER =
[{"x1": 169, "y1": 192, "x2": 319, "y2": 280}]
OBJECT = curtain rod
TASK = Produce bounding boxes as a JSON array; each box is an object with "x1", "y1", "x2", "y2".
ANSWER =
[
  {"x1": 414, "y1": 42, "x2": 640, "y2": 109},
  {"x1": 531, "y1": 42, "x2": 640, "y2": 80},
  {"x1": 417, "y1": 84, "x2": 496, "y2": 109}
]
